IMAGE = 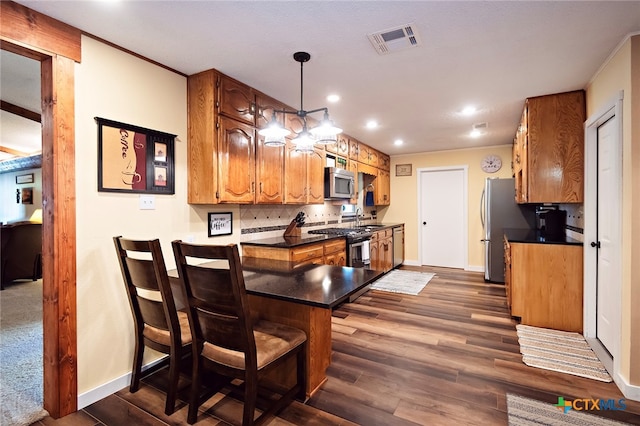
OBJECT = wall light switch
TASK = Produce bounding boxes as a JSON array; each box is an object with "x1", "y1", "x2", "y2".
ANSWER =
[{"x1": 139, "y1": 195, "x2": 155, "y2": 210}]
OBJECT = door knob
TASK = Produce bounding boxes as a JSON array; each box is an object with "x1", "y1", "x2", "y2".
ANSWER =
[
  {"x1": 423, "y1": 221, "x2": 426, "y2": 225},
  {"x1": 590, "y1": 241, "x2": 601, "y2": 248}
]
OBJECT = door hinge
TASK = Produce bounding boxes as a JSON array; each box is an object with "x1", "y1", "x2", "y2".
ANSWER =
[{"x1": 216, "y1": 191, "x2": 219, "y2": 199}]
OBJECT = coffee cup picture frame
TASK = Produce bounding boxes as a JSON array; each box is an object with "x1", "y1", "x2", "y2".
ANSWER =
[{"x1": 96, "y1": 117, "x2": 176, "y2": 194}]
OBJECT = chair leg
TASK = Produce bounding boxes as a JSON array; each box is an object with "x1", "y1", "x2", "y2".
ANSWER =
[
  {"x1": 187, "y1": 354, "x2": 202, "y2": 425},
  {"x1": 130, "y1": 339, "x2": 144, "y2": 393},
  {"x1": 164, "y1": 350, "x2": 179, "y2": 415},
  {"x1": 243, "y1": 373, "x2": 258, "y2": 426}
]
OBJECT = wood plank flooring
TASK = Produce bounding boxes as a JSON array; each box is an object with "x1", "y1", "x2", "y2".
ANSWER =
[{"x1": 33, "y1": 266, "x2": 640, "y2": 425}]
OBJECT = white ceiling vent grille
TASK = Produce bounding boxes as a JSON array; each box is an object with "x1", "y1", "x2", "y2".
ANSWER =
[
  {"x1": 367, "y1": 23, "x2": 421, "y2": 55},
  {"x1": 473, "y1": 122, "x2": 489, "y2": 130}
]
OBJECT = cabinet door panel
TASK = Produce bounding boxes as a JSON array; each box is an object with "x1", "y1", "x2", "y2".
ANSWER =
[
  {"x1": 349, "y1": 139, "x2": 359, "y2": 161},
  {"x1": 218, "y1": 116, "x2": 255, "y2": 203},
  {"x1": 256, "y1": 137, "x2": 284, "y2": 204},
  {"x1": 307, "y1": 147, "x2": 325, "y2": 204},
  {"x1": 284, "y1": 140, "x2": 307, "y2": 204},
  {"x1": 218, "y1": 75, "x2": 255, "y2": 125}
]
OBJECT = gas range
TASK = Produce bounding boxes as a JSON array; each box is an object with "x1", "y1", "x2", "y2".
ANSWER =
[{"x1": 308, "y1": 227, "x2": 373, "y2": 243}]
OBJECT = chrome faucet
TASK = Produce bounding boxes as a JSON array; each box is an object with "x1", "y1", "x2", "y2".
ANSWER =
[{"x1": 355, "y1": 207, "x2": 362, "y2": 227}]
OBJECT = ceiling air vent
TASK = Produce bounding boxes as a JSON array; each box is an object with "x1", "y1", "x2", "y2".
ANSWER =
[{"x1": 367, "y1": 23, "x2": 421, "y2": 55}]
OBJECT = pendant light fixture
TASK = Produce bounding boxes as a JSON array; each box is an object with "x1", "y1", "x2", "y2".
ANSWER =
[{"x1": 258, "y1": 51, "x2": 342, "y2": 151}]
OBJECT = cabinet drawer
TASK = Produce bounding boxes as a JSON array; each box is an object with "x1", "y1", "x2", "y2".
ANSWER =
[
  {"x1": 290, "y1": 244, "x2": 325, "y2": 263},
  {"x1": 324, "y1": 239, "x2": 346, "y2": 255}
]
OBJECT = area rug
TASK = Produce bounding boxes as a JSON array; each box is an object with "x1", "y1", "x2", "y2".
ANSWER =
[
  {"x1": 516, "y1": 324, "x2": 612, "y2": 382},
  {"x1": 0, "y1": 280, "x2": 49, "y2": 426},
  {"x1": 507, "y1": 394, "x2": 629, "y2": 425},
  {"x1": 369, "y1": 270, "x2": 435, "y2": 295}
]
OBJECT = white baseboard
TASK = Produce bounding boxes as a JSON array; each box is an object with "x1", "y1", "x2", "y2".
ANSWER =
[
  {"x1": 616, "y1": 373, "x2": 640, "y2": 402},
  {"x1": 465, "y1": 265, "x2": 484, "y2": 273},
  {"x1": 77, "y1": 356, "x2": 167, "y2": 409},
  {"x1": 401, "y1": 261, "x2": 484, "y2": 273}
]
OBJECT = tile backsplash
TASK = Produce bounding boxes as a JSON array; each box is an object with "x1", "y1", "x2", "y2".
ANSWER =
[
  {"x1": 239, "y1": 203, "x2": 377, "y2": 241},
  {"x1": 560, "y1": 203, "x2": 584, "y2": 241}
]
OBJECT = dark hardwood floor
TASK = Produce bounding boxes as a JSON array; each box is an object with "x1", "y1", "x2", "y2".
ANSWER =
[{"x1": 33, "y1": 266, "x2": 640, "y2": 425}]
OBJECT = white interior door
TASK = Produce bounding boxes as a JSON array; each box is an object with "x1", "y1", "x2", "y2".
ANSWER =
[
  {"x1": 596, "y1": 117, "x2": 617, "y2": 353},
  {"x1": 419, "y1": 167, "x2": 466, "y2": 268},
  {"x1": 584, "y1": 92, "x2": 622, "y2": 376}
]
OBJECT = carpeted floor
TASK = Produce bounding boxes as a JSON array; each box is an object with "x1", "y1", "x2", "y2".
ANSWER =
[
  {"x1": 507, "y1": 394, "x2": 629, "y2": 425},
  {"x1": 0, "y1": 279, "x2": 48, "y2": 426},
  {"x1": 516, "y1": 324, "x2": 612, "y2": 382},
  {"x1": 369, "y1": 269, "x2": 435, "y2": 295}
]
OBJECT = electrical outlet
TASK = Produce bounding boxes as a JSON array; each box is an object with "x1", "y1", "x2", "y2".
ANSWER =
[{"x1": 139, "y1": 195, "x2": 155, "y2": 210}]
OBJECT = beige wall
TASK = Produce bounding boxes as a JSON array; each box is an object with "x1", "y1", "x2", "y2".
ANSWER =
[
  {"x1": 585, "y1": 34, "x2": 639, "y2": 388},
  {"x1": 380, "y1": 144, "x2": 514, "y2": 269},
  {"x1": 75, "y1": 36, "x2": 237, "y2": 395}
]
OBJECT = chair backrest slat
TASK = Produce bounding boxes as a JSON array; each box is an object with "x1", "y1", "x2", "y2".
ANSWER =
[{"x1": 125, "y1": 257, "x2": 160, "y2": 291}]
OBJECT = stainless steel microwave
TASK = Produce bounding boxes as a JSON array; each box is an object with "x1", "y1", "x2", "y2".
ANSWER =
[{"x1": 324, "y1": 167, "x2": 354, "y2": 199}]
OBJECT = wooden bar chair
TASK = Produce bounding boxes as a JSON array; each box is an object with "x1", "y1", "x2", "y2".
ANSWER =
[
  {"x1": 113, "y1": 236, "x2": 192, "y2": 415},
  {"x1": 171, "y1": 241, "x2": 306, "y2": 425}
]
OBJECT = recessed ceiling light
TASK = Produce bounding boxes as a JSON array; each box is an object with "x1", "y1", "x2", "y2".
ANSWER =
[
  {"x1": 366, "y1": 120, "x2": 378, "y2": 129},
  {"x1": 461, "y1": 106, "x2": 477, "y2": 116},
  {"x1": 394, "y1": 139, "x2": 404, "y2": 146},
  {"x1": 470, "y1": 129, "x2": 482, "y2": 138},
  {"x1": 326, "y1": 94, "x2": 340, "y2": 103}
]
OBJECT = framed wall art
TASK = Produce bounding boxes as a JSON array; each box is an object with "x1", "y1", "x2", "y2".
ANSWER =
[
  {"x1": 21, "y1": 187, "x2": 33, "y2": 204},
  {"x1": 96, "y1": 117, "x2": 176, "y2": 194},
  {"x1": 16, "y1": 173, "x2": 34, "y2": 184},
  {"x1": 396, "y1": 163, "x2": 412, "y2": 176},
  {"x1": 208, "y1": 212, "x2": 233, "y2": 237}
]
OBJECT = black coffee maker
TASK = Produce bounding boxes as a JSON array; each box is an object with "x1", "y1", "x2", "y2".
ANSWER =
[{"x1": 535, "y1": 206, "x2": 566, "y2": 239}]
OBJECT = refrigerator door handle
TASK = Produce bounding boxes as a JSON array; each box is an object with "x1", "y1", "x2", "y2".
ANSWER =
[{"x1": 480, "y1": 188, "x2": 486, "y2": 229}]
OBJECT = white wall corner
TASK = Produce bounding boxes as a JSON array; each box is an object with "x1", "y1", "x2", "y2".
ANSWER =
[{"x1": 616, "y1": 374, "x2": 640, "y2": 402}]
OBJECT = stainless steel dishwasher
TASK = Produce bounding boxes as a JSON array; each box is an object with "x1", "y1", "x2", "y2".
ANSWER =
[{"x1": 392, "y1": 226, "x2": 403, "y2": 268}]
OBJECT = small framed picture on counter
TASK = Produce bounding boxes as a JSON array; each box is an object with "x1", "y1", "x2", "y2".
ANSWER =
[{"x1": 208, "y1": 212, "x2": 233, "y2": 237}]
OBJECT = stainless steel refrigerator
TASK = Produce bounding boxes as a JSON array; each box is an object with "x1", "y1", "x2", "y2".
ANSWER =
[{"x1": 481, "y1": 178, "x2": 535, "y2": 282}]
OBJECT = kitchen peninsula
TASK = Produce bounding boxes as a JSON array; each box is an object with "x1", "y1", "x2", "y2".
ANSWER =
[{"x1": 169, "y1": 254, "x2": 382, "y2": 398}]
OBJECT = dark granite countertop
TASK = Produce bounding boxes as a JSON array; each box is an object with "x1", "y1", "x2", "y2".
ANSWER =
[
  {"x1": 243, "y1": 261, "x2": 383, "y2": 308},
  {"x1": 504, "y1": 228, "x2": 583, "y2": 246},
  {"x1": 240, "y1": 234, "x2": 344, "y2": 248},
  {"x1": 168, "y1": 258, "x2": 383, "y2": 309}
]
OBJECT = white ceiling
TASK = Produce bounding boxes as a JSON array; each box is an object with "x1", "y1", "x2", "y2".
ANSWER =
[{"x1": 3, "y1": 1, "x2": 640, "y2": 157}]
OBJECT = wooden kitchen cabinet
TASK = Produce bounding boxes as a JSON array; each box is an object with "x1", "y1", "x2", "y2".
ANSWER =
[
  {"x1": 217, "y1": 116, "x2": 256, "y2": 203},
  {"x1": 349, "y1": 138, "x2": 359, "y2": 161},
  {"x1": 375, "y1": 169, "x2": 391, "y2": 206},
  {"x1": 370, "y1": 229, "x2": 393, "y2": 272},
  {"x1": 347, "y1": 159, "x2": 358, "y2": 205},
  {"x1": 323, "y1": 239, "x2": 347, "y2": 266},
  {"x1": 379, "y1": 153, "x2": 390, "y2": 171},
  {"x1": 255, "y1": 94, "x2": 287, "y2": 204},
  {"x1": 218, "y1": 74, "x2": 255, "y2": 125},
  {"x1": 284, "y1": 140, "x2": 325, "y2": 204},
  {"x1": 242, "y1": 239, "x2": 346, "y2": 268},
  {"x1": 508, "y1": 241, "x2": 583, "y2": 332},
  {"x1": 335, "y1": 135, "x2": 350, "y2": 158},
  {"x1": 514, "y1": 90, "x2": 585, "y2": 204},
  {"x1": 188, "y1": 67, "x2": 390, "y2": 206}
]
